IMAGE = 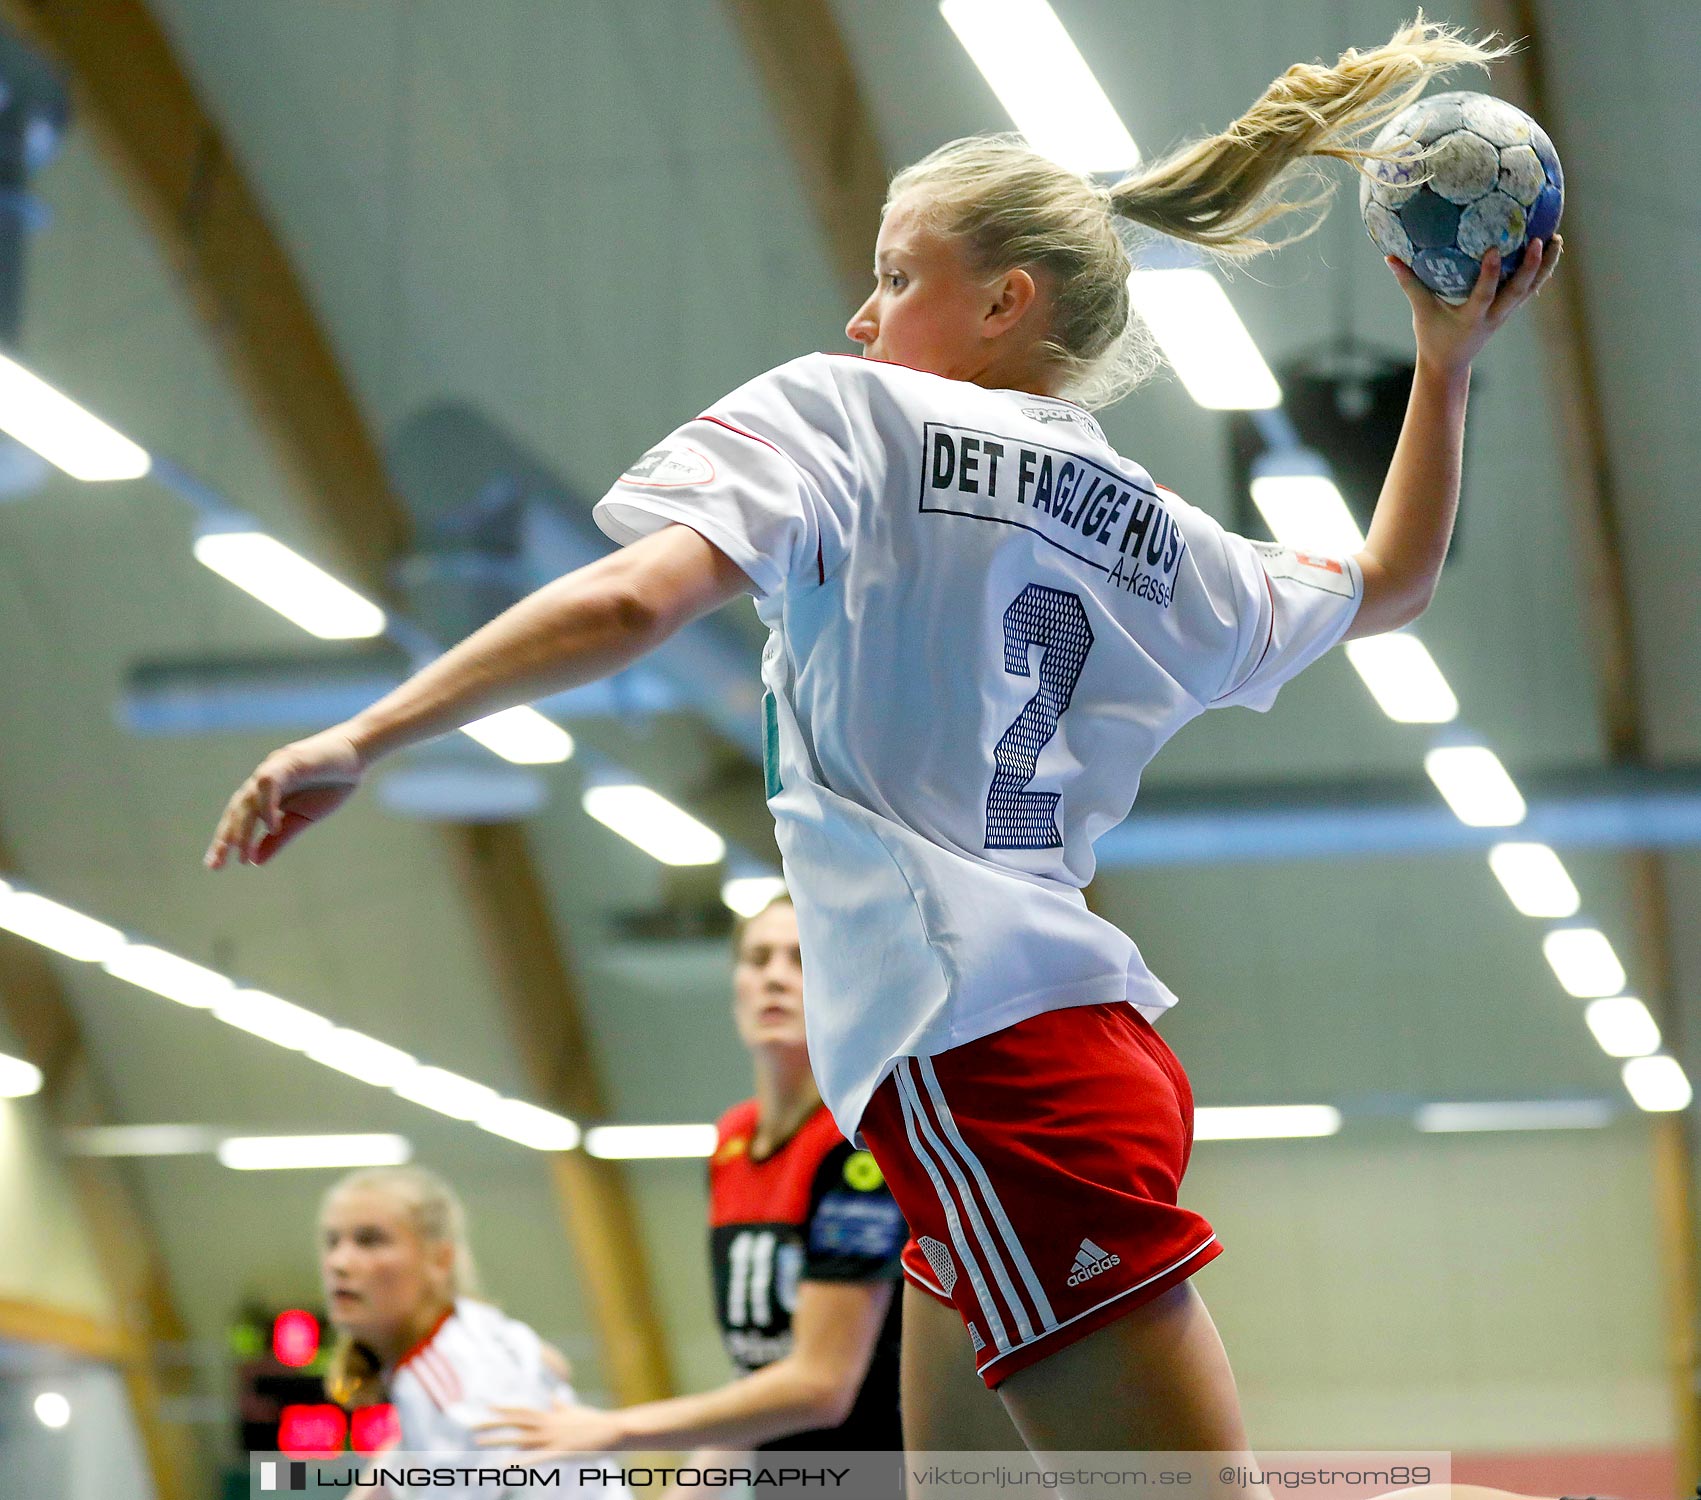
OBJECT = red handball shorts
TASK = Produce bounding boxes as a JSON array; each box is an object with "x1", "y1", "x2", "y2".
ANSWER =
[{"x1": 862, "y1": 1001, "x2": 1222, "y2": 1390}]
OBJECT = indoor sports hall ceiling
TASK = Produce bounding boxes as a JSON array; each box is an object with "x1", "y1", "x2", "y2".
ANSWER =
[{"x1": 0, "y1": 0, "x2": 1695, "y2": 1405}]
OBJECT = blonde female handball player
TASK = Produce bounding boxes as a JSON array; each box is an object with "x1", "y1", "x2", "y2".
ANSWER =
[
  {"x1": 209, "y1": 19, "x2": 1561, "y2": 1483},
  {"x1": 317, "y1": 1165, "x2": 622, "y2": 1496}
]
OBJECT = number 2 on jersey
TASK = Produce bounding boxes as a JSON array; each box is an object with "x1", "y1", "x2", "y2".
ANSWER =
[{"x1": 985, "y1": 583, "x2": 1094, "y2": 850}]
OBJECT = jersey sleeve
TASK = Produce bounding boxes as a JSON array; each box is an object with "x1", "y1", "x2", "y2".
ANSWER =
[
  {"x1": 592, "y1": 354, "x2": 859, "y2": 600},
  {"x1": 800, "y1": 1143, "x2": 907, "y2": 1283},
  {"x1": 1204, "y1": 525, "x2": 1364, "y2": 712}
]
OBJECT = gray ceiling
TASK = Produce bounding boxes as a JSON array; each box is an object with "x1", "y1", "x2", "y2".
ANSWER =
[{"x1": 0, "y1": 0, "x2": 1695, "y2": 1402}]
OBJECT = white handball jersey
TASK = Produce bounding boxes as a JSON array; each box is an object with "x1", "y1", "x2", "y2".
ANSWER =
[
  {"x1": 387, "y1": 1299, "x2": 622, "y2": 1497},
  {"x1": 596, "y1": 354, "x2": 1362, "y2": 1139}
]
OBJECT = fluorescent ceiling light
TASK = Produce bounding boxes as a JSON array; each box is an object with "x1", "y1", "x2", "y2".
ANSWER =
[
  {"x1": 939, "y1": 0, "x2": 1140, "y2": 174},
  {"x1": 65, "y1": 1124, "x2": 221, "y2": 1157},
  {"x1": 0, "y1": 891, "x2": 126, "y2": 962},
  {"x1": 306, "y1": 1029, "x2": 418, "y2": 1088},
  {"x1": 33, "y1": 1392, "x2": 71, "y2": 1430},
  {"x1": 1343, "y1": 635, "x2": 1458, "y2": 723},
  {"x1": 1585, "y1": 996, "x2": 1660, "y2": 1059},
  {"x1": 103, "y1": 944, "x2": 233, "y2": 1008},
  {"x1": 477, "y1": 1099, "x2": 582, "y2": 1152},
  {"x1": 1423, "y1": 746, "x2": 1526, "y2": 827},
  {"x1": 1542, "y1": 927, "x2": 1627, "y2": 999},
  {"x1": 1191, "y1": 1105, "x2": 1341, "y2": 1141},
  {"x1": 1622, "y1": 1055, "x2": 1692, "y2": 1113},
  {"x1": 721, "y1": 875, "x2": 789, "y2": 919},
  {"x1": 0, "y1": 350, "x2": 150, "y2": 482},
  {"x1": 0, "y1": 1052, "x2": 44, "y2": 1099},
  {"x1": 582, "y1": 785, "x2": 726, "y2": 866},
  {"x1": 1126, "y1": 270, "x2": 1280, "y2": 410},
  {"x1": 218, "y1": 1133, "x2": 412, "y2": 1171},
  {"x1": 213, "y1": 990, "x2": 334, "y2": 1051},
  {"x1": 1487, "y1": 842, "x2": 1580, "y2": 919},
  {"x1": 460, "y1": 706, "x2": 574, "y2": 765},
  {"x1": 583, "y1": 1123, "x2": 719, "y2": 1160},
  {"x1": 193, "y1": 532, "x2": 386, "y2": 640},
  {"x1": 1414, "y1": 1099, "x2": 1614, "y2": 1133},
  {"x1": 1250, "y1": 473, "x2": 1365, "y2": 554},
  {"x1": 392, "y1": 1065, "x2": 499, "y2": 1121}
]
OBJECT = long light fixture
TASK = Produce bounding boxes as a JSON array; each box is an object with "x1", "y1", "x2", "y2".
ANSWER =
[
  {"x1": 582, "y1": 785, "x2": 726, "y2": 866},
  {"x1": 0, "y1": 888, "x2": 126, "y2": 962},
  {"x1": 476, "y1": 1099, "x2": 581, "y2": 1152},
  {"x1": 1414, "y1": 1099, "x2": 1614, "y2": 1133},
  {"x1": 192, "y1": 531, "x2": 386, "y2": 640},
  {"x1": 0, "y1": 350, "x2": 150, "y2": 481},
  {"x1": 1542, "y1": 928, "x2": 1627, "y2": 999},
  {"x1": 306, "y1": 1028, "x2": 418, "y2": 1087},
  {"x1": 102, "y1": 945, "x2": 233, "y2": 1008},
  {"x1": 1126, "y1": 270, "x2": 1281, "y2": 410},
  {"x1": 391, "y1": 1066, "x2": 499, "y2": 1122},
  {"x1": 1191, "y1": 1105, "x2": 1341, "y2": 1141},
  {"x1": 583, "y1": 1123, "x2": 719, "y2": 1160},
  {"x1": 0, "y1": 1052, "x2": 44, "y2": 1099},
  {"x1": 1423, "y1": 745, "x2": 1526, "y2": 827},
  {"x1": 721, "y1": 875, "x2": 788, "y2": 919},
  {"x1": 460, "y1": 706, "x2": 574, "y2": 765},
  {"x1": 213, "y1": 990, "x2": 334, "y2": 1052},
  {"x1": 1622, "y1": 1056, "x2": 1692, "y2": 1113},
  {"x1": 1584, "y1": 997, "x2": 1660, "y2": 1059},
  {"x1": 938, "y1": 0, "x2": 1139, "y2": 174},
  {"x1": 218, "y1": 1134, "x2": 412, "y2": 1171},
  {"x1": 1487, "y1": 843, "x2": 1580, "y2": 919},
  {"x1": 1250, "y1": 472, "x2": 1365, "y2": 554},
  {"x1": 65, "y1": 1124, "x2": 222, "y2": 1157},
  {"x1": 1343, "y1": 635, "x2": 1458, "y2": 723}
]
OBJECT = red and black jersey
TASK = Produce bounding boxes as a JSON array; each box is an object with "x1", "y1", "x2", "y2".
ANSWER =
[{"x1": 708, "y1": 1099, "x2": 905, "y2": 1451}]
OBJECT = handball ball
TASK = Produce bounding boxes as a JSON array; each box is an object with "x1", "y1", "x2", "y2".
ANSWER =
[{"x1": 1359, "y1": 91, "x2": 1563, "y2": 304}]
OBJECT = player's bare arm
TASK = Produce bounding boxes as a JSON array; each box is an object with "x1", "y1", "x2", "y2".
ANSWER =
[
  {"x1": 1347, "y1": 234, "x2": 1563, "y2": 640},
  {"x1": 474, "y1": 1278, "x2": 894, "y2": 1454},
  {"x1": 204, "y1": 522, "x2": 747, "y2": 868}
]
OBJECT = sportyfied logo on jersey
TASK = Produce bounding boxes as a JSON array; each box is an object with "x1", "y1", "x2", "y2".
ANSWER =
[
  {"x1": 1020, "y1": 404, "x2": 1105, "y2": 442},
  {"x1": 918, "y1": 423, "x2": 1186, "y2": 607},
  {"x1": 620, "y1": 444, "x2": 715, "y2": 488}
]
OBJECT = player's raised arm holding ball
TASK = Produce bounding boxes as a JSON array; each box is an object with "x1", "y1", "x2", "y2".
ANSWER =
[{"x1": 211, "y1": 16, "x2": 1566, "y2": 1494}]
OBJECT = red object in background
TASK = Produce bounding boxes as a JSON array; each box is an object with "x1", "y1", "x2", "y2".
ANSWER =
[
  {"x1": 272, "y1": 1309, "x2": 321, "y2": 1368},
  {"x1": 278, "y1": 1403, "x2": 347, "y2": 1456},
  {"x1": 351, "y1": 1403, "x2": 401, "y2": 1454}
]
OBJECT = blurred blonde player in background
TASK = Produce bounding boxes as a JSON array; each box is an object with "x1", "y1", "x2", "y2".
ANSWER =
[{"x1": 319, "y1": 1164, "x2": 625, "y2": 1497}]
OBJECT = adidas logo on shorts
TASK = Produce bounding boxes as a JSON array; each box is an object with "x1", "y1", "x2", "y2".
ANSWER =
[{"x1": 1066, "y1": 1237, "x2": 1121, "y2": 1287}]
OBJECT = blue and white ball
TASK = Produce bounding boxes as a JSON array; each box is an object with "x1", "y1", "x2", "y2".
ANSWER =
[{"x1": 1359, "y1": 91, "x2": 1563, "y2": 304}]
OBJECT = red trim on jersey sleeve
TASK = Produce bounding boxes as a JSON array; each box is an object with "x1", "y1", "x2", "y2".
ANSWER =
[{"x1": 696, "y1": 414, "x2": 783, "y2": 455}]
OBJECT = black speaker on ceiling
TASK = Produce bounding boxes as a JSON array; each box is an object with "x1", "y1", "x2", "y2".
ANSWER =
[{"x1": 1227, "y1": 344, "x2": 1469, "y2": 560}]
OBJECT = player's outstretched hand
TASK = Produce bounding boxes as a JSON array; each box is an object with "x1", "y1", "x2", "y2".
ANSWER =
[
  {"x1": 1388, "y1": 233, "x2": 1563, "y2": 377},
  {"x1": 473, "y1": 1398, "x2": 624, "y2": 1458},
  {"x1": 203, "y1": 727, "x2": 366, "y2": 870}
]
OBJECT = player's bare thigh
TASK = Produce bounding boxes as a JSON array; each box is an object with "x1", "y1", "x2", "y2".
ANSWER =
[{"x1": 901, "y1": 1281, "x2": 1026, "y2": 1462}]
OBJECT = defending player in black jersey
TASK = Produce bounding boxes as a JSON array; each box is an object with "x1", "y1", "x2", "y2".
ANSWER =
[{"x1": 465, "y1": 894, "x2": 908, "y2": 1457}]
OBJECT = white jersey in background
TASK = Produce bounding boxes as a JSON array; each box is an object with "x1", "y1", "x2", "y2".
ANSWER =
[
  {"x1": 595, "y1": 354, "x2": 1362, "y2": 1139},
  {"x1": 386, "y1": 1298, "x2": 621, "y2": 1498}
]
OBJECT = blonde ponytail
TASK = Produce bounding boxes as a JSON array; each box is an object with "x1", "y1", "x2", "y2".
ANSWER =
[
  {"x1": 320, "y1": 1165, "x2": 482, "y2": 1407},
  {"x1": 1109, "y1": 14, "x2": 1513, "y2": 255}
]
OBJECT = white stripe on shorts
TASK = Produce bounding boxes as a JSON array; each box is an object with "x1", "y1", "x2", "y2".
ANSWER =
[
  {"x1": 894, "y1": 1066, "x2": 1011, "y2": 1351},
  {"x1": 916, "y1": 1055, "x2": 1058, "y2": 1331},
  {"x1": 898, "y1": 1060, "x2": 1036, "y2": 1345}
]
